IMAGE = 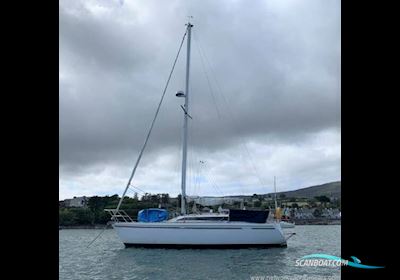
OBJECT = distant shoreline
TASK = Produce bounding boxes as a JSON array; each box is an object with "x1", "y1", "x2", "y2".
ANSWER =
[
  {"x1": 59, "y1": 224, "x2": 113, "y2": 230},
  {"x1": 292, "y1": 218, "x2": 341, "y2": 225}
]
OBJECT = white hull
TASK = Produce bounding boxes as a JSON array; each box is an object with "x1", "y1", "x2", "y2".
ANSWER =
[{"x1": 113, "y1": 221, "x2": 287, "y2": 247}]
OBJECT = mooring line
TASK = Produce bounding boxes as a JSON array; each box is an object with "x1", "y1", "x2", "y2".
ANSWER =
[{"x1": 86, "y1": 222, "x2": 111, "y2": 248}]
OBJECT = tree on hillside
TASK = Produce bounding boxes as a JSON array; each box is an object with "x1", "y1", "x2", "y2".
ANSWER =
[
  {"x1": 87, "y1": 196, "x2": 106, "y2": 212},
  {"x1": 314, "y1": 195, "x2": 331, "y2": 207},
  {"x1": 254, "y1": 200, "x2": 262, "y2": 208},
  {"x1": 161, "y1": 193, "x2": 170, "y2": 204},
  {"x1": 141, "y1": 193, "x2": 151, "y2": 201},
  {"x1": 331, "y1": 198, "x2": 341, "y2": 208},
  {"x1": 87, "y1": 196, "x2": 111, "y2": 224},
  {"x1": 59, "y1": 209, "x2": 77, "y2": 226},
  {"x1": 73, "y1": 208, "x2": 94, "y2": 225},
  {"x1": 314, "y1": 195, "x2": 331, "y2": 203}
]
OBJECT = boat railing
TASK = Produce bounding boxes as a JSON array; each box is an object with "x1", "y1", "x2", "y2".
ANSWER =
[{"x1": 104, "y1": 209, "x2": 134, "y2": 223}]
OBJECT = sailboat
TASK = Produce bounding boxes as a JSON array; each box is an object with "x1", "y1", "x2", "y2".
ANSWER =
[
  {"x1": 273, "y1": 176, "x2": 295, "y2": 229},
  {"x1": 106, "y1": 21, "x2": 290, "y2": 248}
]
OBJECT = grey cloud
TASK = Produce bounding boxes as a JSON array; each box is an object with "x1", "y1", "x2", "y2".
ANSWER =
[{"x1": 59, "y1": 0, "x2": 340, "y2": 197}]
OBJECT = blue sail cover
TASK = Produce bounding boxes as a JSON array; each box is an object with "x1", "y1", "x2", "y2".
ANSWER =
[{"x1": 138, "y1": 208, "x2": 168, "y2": 222}]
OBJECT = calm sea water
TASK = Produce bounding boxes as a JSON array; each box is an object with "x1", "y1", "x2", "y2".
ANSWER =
[{"x1": 59, "y1": 225, "x2": 341, "y2": 280}]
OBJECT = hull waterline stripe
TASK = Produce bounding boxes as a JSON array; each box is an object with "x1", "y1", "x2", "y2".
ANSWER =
[
  {"x1": 123, "y1": 243, "x2": 287, "y2": 249},
  {"x1": 113, "y1": 225, "x2": 275, "y2": 230}
]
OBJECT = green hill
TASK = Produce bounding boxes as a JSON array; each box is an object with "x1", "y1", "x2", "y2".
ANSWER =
[{"x1": 273, "y1": 181, "x2": 341, "y2": 199}]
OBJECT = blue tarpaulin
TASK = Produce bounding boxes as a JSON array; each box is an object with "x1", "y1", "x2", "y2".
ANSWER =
[{"x1": 138, "y1": 208, "x2": 168, "y2": 222}]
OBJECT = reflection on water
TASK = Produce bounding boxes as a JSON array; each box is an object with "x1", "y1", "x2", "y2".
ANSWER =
[{"x1": 59, "y1": 225, "x2": 341, "y2": 280}]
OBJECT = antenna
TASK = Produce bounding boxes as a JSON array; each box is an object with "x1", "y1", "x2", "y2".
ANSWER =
[{"x1": 186, "y1": 16, "x2": 194, "y2": 26}]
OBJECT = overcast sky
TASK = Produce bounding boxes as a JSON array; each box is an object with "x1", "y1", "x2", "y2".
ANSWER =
[{"x1": 59, "y1": 0, "x2": 341, "y2": 200}]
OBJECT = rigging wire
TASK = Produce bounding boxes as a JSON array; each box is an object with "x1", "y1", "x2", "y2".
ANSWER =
[
  {"x1": 188, "y1": 110, "x2": 225, "y2": 198},
  {"x1": 129, "y1": 184, "x2": 147, "y2": 194},
  {"x1": 187, "y1": 90, "x2": 197, "y2": 198},
  {"x1": 193, "y1": 32, "x2": 222, "y2": 119},
  {"x1": 186, "y1": 81, "x2": 198, "y2": 198},
  {"x1": 114, "y1": 26, "x2": 189, "y2": 213},
  {"x1": 187, "y1": 82, "x2": 211, "y2": 198},
  {"x1": 188, "y1": 37, "x2": 231, "y2": 200},
  {"x1": 87, "y1": 26, "x2": 189, "y2": 248},
  {"x1": 188, "y1": 126, "x2": 195, "y2": 196},
  {"x1": 194, "y1": 31, "x2": 269, "y2": 192},
  {"x1": 199, "y1": 161, "x2": 225, "y2": 197}
]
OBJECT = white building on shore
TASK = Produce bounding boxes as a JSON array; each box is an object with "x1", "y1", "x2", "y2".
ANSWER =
[{"x1": 62, "y1": 196, "x2": 89, "y2": 208}]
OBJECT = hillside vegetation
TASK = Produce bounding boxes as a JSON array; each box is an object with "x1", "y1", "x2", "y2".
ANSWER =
[{"x1": 59, "y1": 181, "x2": 341, "y2": 226}]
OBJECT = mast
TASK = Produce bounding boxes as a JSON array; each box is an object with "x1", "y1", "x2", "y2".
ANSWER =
[
  {"x1": 180, "y1": 22, "x2": 193, "y2": 215},
  {"x1": 274, "y1": 176, "x2": 278, "y2": 209}
]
